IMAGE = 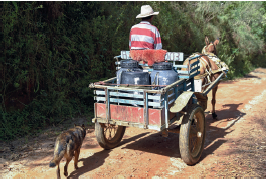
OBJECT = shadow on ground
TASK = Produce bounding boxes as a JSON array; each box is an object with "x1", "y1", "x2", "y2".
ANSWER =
[
  {"x1": 67, "y1": 133, "x2": 149, "y2": 179},
  {"x1": 118, "y1": 103, "x2": 247, "y2": 164}
]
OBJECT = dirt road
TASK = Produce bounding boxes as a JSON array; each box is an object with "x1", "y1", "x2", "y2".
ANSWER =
[{"x1": 1, "y1": 68, "x2": 266, "y2": 179}]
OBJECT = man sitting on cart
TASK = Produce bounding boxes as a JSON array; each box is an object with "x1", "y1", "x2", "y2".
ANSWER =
[
  {"x1": 129, "y1": 5, "x2": 162, "y2": 50},
  {"x1": 129, "y1": 5, "x2": 167, "y2": 66}
]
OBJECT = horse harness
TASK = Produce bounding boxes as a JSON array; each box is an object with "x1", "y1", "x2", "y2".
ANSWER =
[
  {"x1": 186, "y1": 53, "x2": 212, "y2": 85},
  {"x1": 188, "y1": 51, "x2": 229, "y2": 86}
]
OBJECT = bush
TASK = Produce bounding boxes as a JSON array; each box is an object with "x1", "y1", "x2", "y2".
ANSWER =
[{"x1": 1, "y1": 1, "x2": 265, "y2": 141}]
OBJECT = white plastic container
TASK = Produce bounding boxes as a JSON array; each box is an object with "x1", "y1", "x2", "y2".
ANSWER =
[{"x1": 194, "y1": 79, "x2": 202, "y2": 92}]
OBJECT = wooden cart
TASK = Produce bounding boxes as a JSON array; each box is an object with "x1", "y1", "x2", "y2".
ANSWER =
[{"x1": 89, "y1": 51, "x2": 226, "y2": 165}]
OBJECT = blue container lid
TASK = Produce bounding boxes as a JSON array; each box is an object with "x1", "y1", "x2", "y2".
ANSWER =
[
  {"x1": 120, "y1": 59, "x2": 138, "y2": 69},
  {"x1": 153, "y1": 62, "x2": 173, "y2": 70}
]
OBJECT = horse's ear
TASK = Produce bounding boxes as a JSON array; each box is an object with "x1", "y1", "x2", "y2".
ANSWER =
[
  {"x1": 213, "y1": 38, "x2": 220, "y2": 46},
  {"x1": 205, "y1": 36, "x2": 210, "y2": 46}
]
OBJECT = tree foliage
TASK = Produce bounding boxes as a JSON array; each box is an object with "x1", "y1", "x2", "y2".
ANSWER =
[{"x1": 1, "y1": 1, "x2": 266, "y2": 140}]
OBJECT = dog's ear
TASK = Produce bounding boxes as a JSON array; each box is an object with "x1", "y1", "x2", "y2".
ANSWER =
[
  {"x1": 74, "y1": 124, "x2": 77, "y2": 127},
  {"x1": 82, "y1": 124, "x2": 85, "y2": 128}
]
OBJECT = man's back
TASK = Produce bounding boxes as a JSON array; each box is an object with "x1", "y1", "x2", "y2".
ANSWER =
[
  {"x1": 129, "y1": 5, "x2": 162, "y2": 50},
  {"x1": 129, "y1": 21, "x2": 162, "y2": 50}
]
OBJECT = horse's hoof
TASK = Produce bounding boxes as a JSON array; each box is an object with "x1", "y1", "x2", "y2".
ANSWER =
[{"x1": 212, "y1": 112, "x2": 217, "y2": 119}]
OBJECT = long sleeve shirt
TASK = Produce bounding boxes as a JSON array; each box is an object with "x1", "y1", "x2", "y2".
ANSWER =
[{"x1": 129, "y1": 21, "x2": 162, "y2": 50}]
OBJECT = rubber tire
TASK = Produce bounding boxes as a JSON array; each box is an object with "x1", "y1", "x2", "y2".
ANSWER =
[
  {"x1": 179, "y1": 104, "x2": 206, "y2": 165},
  {"x1": 95, "y1": 122, "x2": 126, "y2": 149}
]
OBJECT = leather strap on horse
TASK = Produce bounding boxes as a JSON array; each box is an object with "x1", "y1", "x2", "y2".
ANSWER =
[
  {"x1": 187, "y1": 53, "x2": 213, "y2": 83},
  {"x1": 200, "y1": 50, "x2": 228, "y2": 77},
  {"x1": 186, "y1": 53, "x2": 228, "y2": 80},
  {"x1": 199, "y1": 56, "x2": 212, "y2": 84},
  {"x1": 205, "y1": 53, "x2": 228, "y2": 77},
  {"x1": 194, "y1": 69, "x2": 224, "y2": 80}
]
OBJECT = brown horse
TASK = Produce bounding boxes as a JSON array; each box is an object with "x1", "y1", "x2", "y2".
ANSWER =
[{"x1": 182, "y1": 36, "x2": 222, "y2": 119}]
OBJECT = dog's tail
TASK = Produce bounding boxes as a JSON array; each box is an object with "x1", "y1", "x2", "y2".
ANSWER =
[{"x1": 49, "y1": 140, "x2": 66, "y2": 168}]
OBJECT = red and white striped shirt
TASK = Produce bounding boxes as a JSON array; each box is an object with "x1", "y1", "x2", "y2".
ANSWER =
[{"x1": 129, "y1": 21, "x2": 162, "y2": 50}]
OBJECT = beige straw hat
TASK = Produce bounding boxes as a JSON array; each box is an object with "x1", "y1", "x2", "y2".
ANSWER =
[{"x1": 136, "y1": 5, "x2": 159, "y2": 18}]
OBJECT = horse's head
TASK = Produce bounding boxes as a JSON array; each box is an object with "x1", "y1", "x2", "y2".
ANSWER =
[{"x1": 202, "y1": 36, "x2": 220, "y2": 55}]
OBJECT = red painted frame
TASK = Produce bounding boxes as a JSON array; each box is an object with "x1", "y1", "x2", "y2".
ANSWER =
[{"x1": 95, "y1": 103, "x2": 165, "y2": 126}]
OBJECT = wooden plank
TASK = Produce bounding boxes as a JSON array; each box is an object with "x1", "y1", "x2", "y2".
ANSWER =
[
  {"x1": 95, "y1": 90, "x2": 161, "y2": 100},
  {"x1": 96, "y1": 103, "x2": 106, "y2": 118},
  {"x1": 165, "y1": 52, "x2": 184, "y2": 61},
  {"x1": 161, "y1": 78, "x2": 186, "y2": 94},
  {"x1": 190, "y1": 60, "x2": 200, "y2": 68},
  {"x1": 121, "y1": 51, "x2": 131, "y2": 59},
  {"x1": 173, "y1": 65, "x2": 188, "y2": 68},
  {"x1": 95, "y1": 103, "x2": 163, "y2": 125},
  {"x1": 105, "y1": 88, "x2": 110, "y2": 122},
  {"x1": 143, "y1": 91, "x2": 148, "y2": 128},
  {"x1": 103, "y1": 77, "x2": 117, "y2": 83},
  {"x1": 188, "y1": 55, "x2": 201, "y2": 61},
  {"x1": 179, "y1": 71, "x2": 200, "y2": 79},
  {"x1": 178, "y1": 75, "x2": 190, "y2": 79},
  {"x1": 114, "y1": 55, "x2": 121, "y2": 59},
  {"x1": 94, "y1": 117, "x2": 164, "y2": 131},
  {"x1": 189, "y1": 71, "x2": 200, "y2": 79},
  {"x1": 94, "y1": 97, "x2": 162, "y2": 107},
  {"x1": 177, "y1": 70, "x2": 189, "y2": 74},
  {"x1": 203, "y1": 72, "x2": 224, "y2": 95},
  {"x1": 93, "y1": 85, "x2": 161, "y2": 94},
  {"x1": 190, "y1": 66, "x2": 200, "y2": 74},
  {"x1": 186, "y1": 84, "x2": 192, "y2": 91}
]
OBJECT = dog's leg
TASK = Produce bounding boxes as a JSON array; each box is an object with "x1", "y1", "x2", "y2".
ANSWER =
[
  {"x1": 56, "y1": 164, "x2": 61, "y2": 179},
  {"x1": 64, "y1": 155, "x2": 72, "y2": 177},
  {"x1": 74, "y1": 148, "x2": 81, "y2": 169}
]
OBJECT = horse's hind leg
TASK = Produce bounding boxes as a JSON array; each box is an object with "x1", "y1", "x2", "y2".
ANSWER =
[{"x1": 211, "y1": 84, "x2": 218, "y2": 119}]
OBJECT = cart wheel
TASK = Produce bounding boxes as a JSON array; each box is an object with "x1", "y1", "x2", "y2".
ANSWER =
[
  {"x1": 95, "y1": 122, "x2": 126, "y2": 149},
  {"x1": 179, "y1": 104, "x2": 206, "y2": 165}
]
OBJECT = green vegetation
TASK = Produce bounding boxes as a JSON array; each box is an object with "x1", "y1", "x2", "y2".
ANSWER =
[{"x1": 1, "y1": 2, "x2": 266, "y2": 140}]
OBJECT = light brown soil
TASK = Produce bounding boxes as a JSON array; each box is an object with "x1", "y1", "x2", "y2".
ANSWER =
[{"x1": 1, "y1": 68, "x2": 266, "y2": 179}]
